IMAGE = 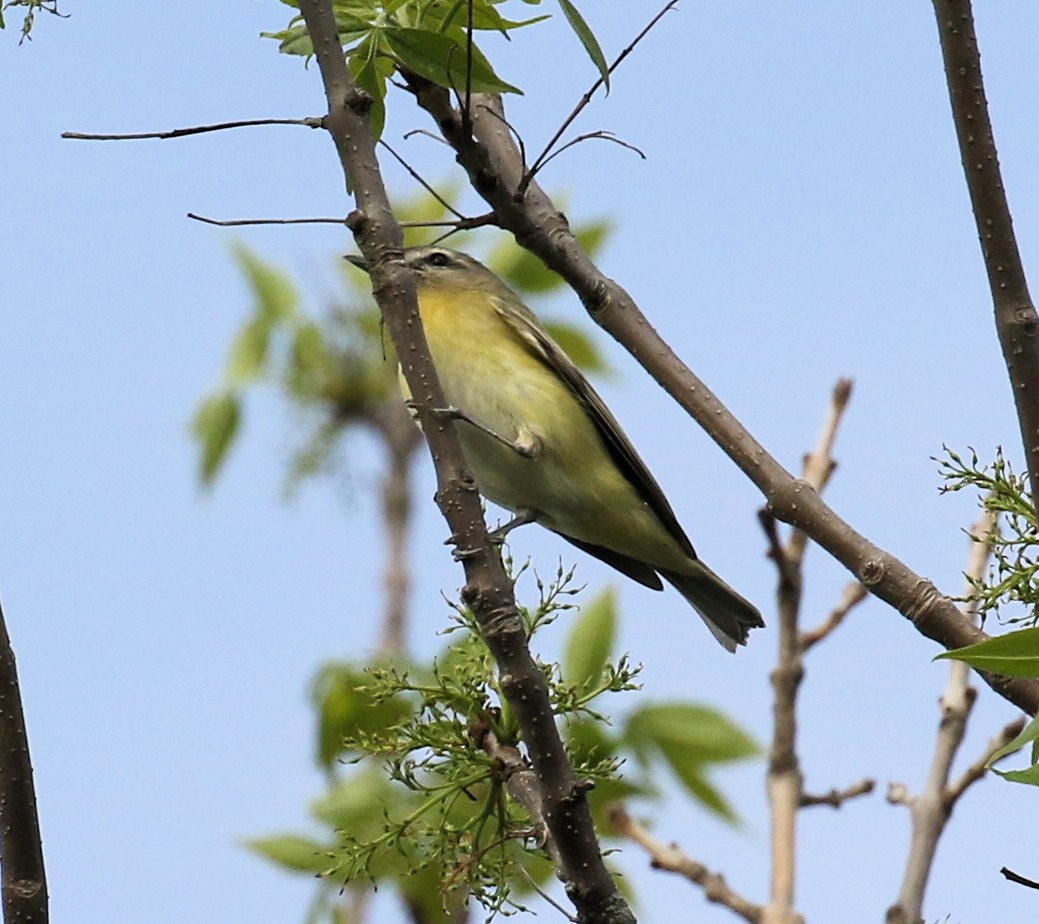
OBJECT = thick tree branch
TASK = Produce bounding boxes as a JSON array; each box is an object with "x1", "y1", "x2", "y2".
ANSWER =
[
  {"x1": 0, "y1": 598, "x2": 48, "y2": 923},
  {"x1": 931, "y1": 0, "x2": 1039, "y2": 504},
  {"x1": 294, "y1": 3, "x2": 633, "y2": 921},
  {"x1": 403, "y1": 81, "x2": 1039, "y2": 715}
]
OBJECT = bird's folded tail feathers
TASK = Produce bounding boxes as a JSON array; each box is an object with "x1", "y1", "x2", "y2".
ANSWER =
[{"x1": 660, "y1": 562, "x2": 764, "y2": 653}]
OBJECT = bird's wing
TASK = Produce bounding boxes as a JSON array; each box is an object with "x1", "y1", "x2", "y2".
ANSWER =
[{"x1": 495, "y1": 298, "x2": 698, "y2": 560}]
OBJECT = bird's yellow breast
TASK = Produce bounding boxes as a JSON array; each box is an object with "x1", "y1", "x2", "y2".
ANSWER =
[{"x1": 405, "y1": 283, "x2": 693, "y2": 573}]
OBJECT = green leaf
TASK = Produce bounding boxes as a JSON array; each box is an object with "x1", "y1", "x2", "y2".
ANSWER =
[
  {"x1": 935, "y1": 627, "x2": 1039, "y2": 677},
  {"x1": 349, "y1": 33, "x2": 388, "y2": 141},
  {"x1": 227, "y1": 318, "x2": 271, "y2": 385},
  {"x1": 233, "y1": 245, "x2": 298, "y2": 324},
  {"x1": 312, "y1": 663, "x2": 414, "y2": 768},
  {"x1": 191, "y1": 391, "x2": 241, "y2": 485},
  {"x1": 563, "y1": 588, "x2": 616, "y2": 693},
  {"x1": 311, "y1": 766, "x2": 401, "y2": 830},
  {"x1": 245, "y1": 834, "x2": 333, "y2": 874},
  {"x1": 544, "y1": 320, "x2": 607, "y2": 375},
  {"x1": 383, "y1": 26, "x2": 522, "y2": 94},
  {"x1": 625, "y1": 702, "x2": 760, "y2": 764},
  {"x1": 420, "y1": 0, "x2": 549, "y2": 34},
  {"x1": 991, "y1": 764, "x2": 1039, "y2": 786},
  {"x1": 988, "y1": 713, "x2": 1039, "y2": 767},
  {"x1": 556, "y1": 0, "x2": 609, "y2": 91},
  {"x1": 655, "y1": 749, "x2": 737, "y2": 821}
]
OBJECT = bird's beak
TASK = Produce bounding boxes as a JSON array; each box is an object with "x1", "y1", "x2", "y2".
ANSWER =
[{"x1": 344, "y1": 254, "x2": 370, "y2": 274}]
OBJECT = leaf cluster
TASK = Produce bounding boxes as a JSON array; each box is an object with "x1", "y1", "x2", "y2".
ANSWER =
[
  {"x1": 938, "y1": 628, "x2": 1039, "y2": 787},
  {"x1": 938, "y1": 446, "x2": 1039, "y2": 626},
  {"x1": 0, "y1": 0, "x2": 64, "y2": 41},
  {"x1": 264, "y1": 0, "x2": 610, "y2": 140},
  {"x1": 251, "y1": 573, "x2": 759, "y2": 920}
]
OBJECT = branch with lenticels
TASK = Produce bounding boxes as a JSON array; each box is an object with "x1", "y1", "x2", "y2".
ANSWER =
[
  {"x1": 293, "y1": 2, "x2": 635, "y2": 922},
  {"x1": 402, "y1": 76, "x2": 1039, "y2": 715}
]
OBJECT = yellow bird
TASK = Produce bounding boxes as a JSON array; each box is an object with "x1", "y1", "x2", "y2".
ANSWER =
[{"x1": 348, "y1": 246, "x2": 763, "y2": 651}]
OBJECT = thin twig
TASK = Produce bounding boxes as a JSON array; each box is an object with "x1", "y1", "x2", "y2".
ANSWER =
[
  {"x1": 799, "y1": 582, "x2": 867, "y2": 651},
  {"x1": 944, "y1": 716, "x2": 1026, "y2": 806},
  {"x1": 62, "y1": 117, "x2": 323, "y2": 141},
  {"x1": 519, "y1": 0, "x2": 678, "y2": 194},
  {"x1": 0, "y1": 597, "x2": 48, "y2": 922},
  {"x1": 787, "y1": 378, "x2": 853, "y2": 566},
  {"x1": 1001, "y1": 867, "x2": 1039, "y2": 890},
  {"x1": 799, "y1": 779, "x2": 875, "y2": 809},
  {"x1": 187, "y1": 213, "x2": 346, "y2": 227},
  {"x1": 378, "y1": 139, "x2": 466, "y2": 219},
  {"x1": 604, "y1": 803, "x2": 762, "y2": 923},
  {"x1": 535, "y1": 131, "x2": 646, "y2": 173},
  {"x1": 186, "y1": 212, "x2": 495, "y2": 231}
]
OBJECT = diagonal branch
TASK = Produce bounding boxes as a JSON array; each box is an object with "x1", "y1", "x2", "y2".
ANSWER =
[
  {"x1": 931, "y1": 0, "x2": 1039, "y2": 506},
  {"x1": 0, "y1": 597, "x2": 48, "y2": 922},
  {"x1": 605, "y1": 804, "x2": 762, "y2": 923},
  {"x1": 402, "y1": 80, "x2": 1039, "y2": 716},
  {"x1": 293, "y1": 3, "x2": 633, "y2": 921}
]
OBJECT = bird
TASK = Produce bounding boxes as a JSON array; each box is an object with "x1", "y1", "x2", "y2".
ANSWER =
[{"x1": 346, "y1": 246, "x2": 763, "y2": 651}]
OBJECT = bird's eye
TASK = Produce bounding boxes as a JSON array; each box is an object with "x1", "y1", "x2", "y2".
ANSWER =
[{"x1": 426, "y1": 251, "x2": 451, "y2": 268}]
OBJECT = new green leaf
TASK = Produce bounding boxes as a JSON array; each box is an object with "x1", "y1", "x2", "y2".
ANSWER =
[{"x1": 935, "y1": 627, "x2": 1039, "y2": 677}]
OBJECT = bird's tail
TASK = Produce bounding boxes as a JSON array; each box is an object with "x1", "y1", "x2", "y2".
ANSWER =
[{"x1": 660, "y1": 561, "x2": 764, "y2": 653}]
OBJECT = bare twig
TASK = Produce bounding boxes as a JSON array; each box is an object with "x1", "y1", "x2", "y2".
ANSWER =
[
  {"x1": 759, "y1": 379, "x2": 855, "y2": 924},
  {"x1": 799, "y1": 779, "x2": 875, "y2": 809},
  {"x1": 0, "y1": 597, "x2": 48, "y2": 922},
  {"x1": 1001, "y1": 866, "x2": 1039, "y2": 890},
  {"x1": 378, "y1": 139, "x2": 466, "y2": 219},
  {"x1": 886, "y1": 510, "x2": 1000, "y2": 924},
  {"x1": 520, "y1": 1, "x2": 678, "y2": 194},
  {"x1": 62, "y1": 117, "x2": 323, "y2": 140},
  {"x1": 945, "y1": 716, "x2": 1026, "y2": 806},
  {"x1": 786, "y1": 378, "x2": 853, "y2": 566},
  {"x1": 294, "y1": 2, "x2": 633, "y2": 920},
  {"x1": 187, "y1": 213, "x2": 346, "y2": 227},
  {"x1": 799, "y1": 582, "x2": 867, "y2": 651},
  {"x1": 932, "y1": 0, "x2": 1039, "y2": 507},
  {"x1": 186, "y1": 212, "x2": 494, "y2": 231},
  {"x1": 604, "y1": 804, "x2": 762, "y2": 923}
]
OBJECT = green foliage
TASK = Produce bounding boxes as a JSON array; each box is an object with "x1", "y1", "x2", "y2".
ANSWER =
[
  {"x1": 938, "y1": 446, "x2": 1039, "y2": 626},
  {"x1": 194, "y1": 189, "x2": 612, "y2": 490},
  {"x1": 985, "y1": 714, "x2": 1039, "y2": 786},
  {"x1": 265, "y1": 1, "x2": 613, "y2": 140},
  {"x1": 1, "y1": 0, "x2": 64, "y2": 40},
  {"x1": 935, "y1": 627, "x2": 1039, "y2": 678},
  {"x1": 252, "y1": 573, "x2": 759, "y2": 919}
]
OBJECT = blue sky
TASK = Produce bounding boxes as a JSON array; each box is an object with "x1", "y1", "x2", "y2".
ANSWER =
[{"x1": 4, "y1": 2, "x2": 1039, "y2": 922}]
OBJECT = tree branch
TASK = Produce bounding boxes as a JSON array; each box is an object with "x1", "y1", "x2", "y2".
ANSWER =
[
  {"x1": 931, "y1": 0, "x2": 1039, "y2": 505},
  {"x1": 886, "y1": 510, "x2": 1004, "y2": 924},
  {"x1": 403, "y1": 80, "x2": 1039, "y2": 715},
  {"x1": 0, "y1": 597, "x2": 48, "y2": 923},
  {"x1": 62, "y1": 117, "x2": 323, "y2": 140},
  {"x1": 760, "y1": 379, "x2": 858, "y2": 924},
  {"x1": 604, "y1": 804, "x2": 762, "y2": 923},
  {"x1": 293, "y1": 3, "x2": 633, "y2": 921}
]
